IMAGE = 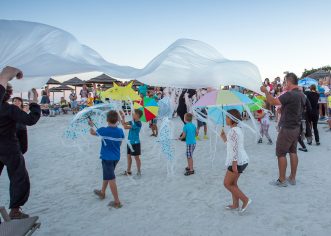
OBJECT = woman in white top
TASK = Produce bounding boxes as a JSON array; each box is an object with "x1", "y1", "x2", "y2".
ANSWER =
[{"x1": 220, "y1": 109, "x2": 251, "y2": 214}]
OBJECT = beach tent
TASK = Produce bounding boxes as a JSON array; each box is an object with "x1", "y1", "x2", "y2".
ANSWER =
[
  {"x1": 86, "y1": 73, "x2": 117, "y2": 85},
  {"x1": 62, "y1": 77, "x2": 84, "y2": 94},
  {"x1": 307, "y1": 70, "x2": 331, "y2": 79},
  {"x1": 49, "y1": 84, "x2": 73, "y2": 102},
  {"x1": 46, "y1": 78, "x2": 61, "y2": 85}
]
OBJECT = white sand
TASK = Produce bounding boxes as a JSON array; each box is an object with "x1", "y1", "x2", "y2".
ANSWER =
[{"x1": 1, "y1": 115, "x2": 331, "y2": 236}]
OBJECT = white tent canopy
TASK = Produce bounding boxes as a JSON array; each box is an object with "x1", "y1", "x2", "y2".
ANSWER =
[{"x1": 0, "y1": 20, "x2": 262, "y2": 93}]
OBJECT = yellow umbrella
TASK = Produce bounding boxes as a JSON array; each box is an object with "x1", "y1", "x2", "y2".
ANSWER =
[{"x1": 100, "y1": 82, "x2": 141, "y2": 101}]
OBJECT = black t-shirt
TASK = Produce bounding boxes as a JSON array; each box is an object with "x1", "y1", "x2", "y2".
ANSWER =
[
  {"x1": 0, "y1": 85, "x2": 5, "y2": 106},
  {"x1": 0, "y1": 102, "x2": 40, "y2": 155},
  {"x1": 279, "y1": 88, "x2": 306, "y2": 129},
  {"x1": 305, "y1": 91, "x2": 320, "y2": 115}
]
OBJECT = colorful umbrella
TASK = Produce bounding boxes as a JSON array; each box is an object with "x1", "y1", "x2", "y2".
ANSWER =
[
  {"x1": 133, "y1": 97, "x2": 159, "y2": 122},
  {"x1": 298, "y1": 77, "x2": 318, "y2": 88},
  {"x1": 101, "y1": 82, "x2": 141, "y2": 101},
  {"x1": 193, "y1": 90, "x2": 254, "y2": 126},
  {"x1": 194, "y1": 90, "x2": 253, "y2": 107},
  {"x1": 248, "y1": 97, "x2": 265, "y2": 112}
]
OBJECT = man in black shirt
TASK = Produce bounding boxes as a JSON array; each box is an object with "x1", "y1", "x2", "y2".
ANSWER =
[
  {"x1": 0, "y1": 67, "x2": 41, "y2": 219},
  {"x1": 261, "y1": 73, "x2": 305, "y2": 187}
]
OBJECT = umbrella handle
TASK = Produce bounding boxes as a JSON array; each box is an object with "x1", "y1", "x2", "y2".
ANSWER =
[{"x1": 87, "y1": 115, "x2": 98, "y2": 129}]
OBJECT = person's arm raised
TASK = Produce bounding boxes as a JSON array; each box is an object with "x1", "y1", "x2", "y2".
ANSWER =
[{"x1": 260, "y1": 86, "x2": 281, "y2": 106}]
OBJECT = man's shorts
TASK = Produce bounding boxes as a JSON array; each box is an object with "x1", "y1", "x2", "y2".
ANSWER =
[
  {"x1": 186, "y1": 144, "x2": 196, "y2": 158},
  {"x1": 276, "y1": 127, "x2": 300, "y2": 157},
  {"x1": 127, "y1": 143, "x2": 141, "y2": 156},
  {"x1": 102, "y1": 160, "x2": 118, "y2": 180}
]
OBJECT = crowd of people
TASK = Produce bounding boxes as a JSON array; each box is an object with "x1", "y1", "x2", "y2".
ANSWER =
[{"x1": 0, "y1": 66, "x2": 330, "y2": 218}]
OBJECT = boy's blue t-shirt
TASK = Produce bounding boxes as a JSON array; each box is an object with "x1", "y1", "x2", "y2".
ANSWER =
[
  {"x1": 183, "y1": 122, "x2": 197, "y2": 145},
  {"x1": 318, "y1": 86, "x2": 326, "y2": 98},
  {"x1": 97, "y1": 126, "x2": 124, "y2": 161},
  {"x1": 128, "y1": 120, "x2": 142, "y2": 144}
]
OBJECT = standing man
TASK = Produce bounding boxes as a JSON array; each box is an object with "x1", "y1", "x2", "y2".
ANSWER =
[{"x1": 260, "y1": 73, "x2": 306, "y2": 187}]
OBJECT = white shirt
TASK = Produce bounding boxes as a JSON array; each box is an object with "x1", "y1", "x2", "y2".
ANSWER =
[{"x1": 225, "y1": 127, "x2": 249, "y2": 167}]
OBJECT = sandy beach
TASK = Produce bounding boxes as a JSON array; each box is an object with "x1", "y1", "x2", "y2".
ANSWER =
[{"x1": 1, "y1": 115, "x2": 330, "y2": 236}]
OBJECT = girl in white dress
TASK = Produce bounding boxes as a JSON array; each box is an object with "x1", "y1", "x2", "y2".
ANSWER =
[{"x1": 220, "y1": 109, "x2": 252, "y2": 214}]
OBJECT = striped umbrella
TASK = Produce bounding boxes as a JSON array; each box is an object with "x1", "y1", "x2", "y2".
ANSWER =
[{"x1": 133, "y1": 97, "x2": 159, "y2": 122}]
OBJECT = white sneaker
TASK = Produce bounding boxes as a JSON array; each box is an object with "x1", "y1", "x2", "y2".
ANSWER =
[{"x1": 239, "y1": 199, "x2": 252, "y2": 214}]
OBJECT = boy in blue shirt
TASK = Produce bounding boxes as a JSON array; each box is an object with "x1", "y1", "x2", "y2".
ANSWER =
[
  {"x1": 89, "y1": 110, "x2": 124, "y2": 209},
  {"x1": 180, "y1": 113, "x2": 197, "y2": 176},
  {"x1": 120, "y1": 109, "x2": 143, "y2": 176}
]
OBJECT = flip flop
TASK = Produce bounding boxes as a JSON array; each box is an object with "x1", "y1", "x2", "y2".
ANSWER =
[{"x1": 108, "y1": 201, "x2": 123, "y2": 209}]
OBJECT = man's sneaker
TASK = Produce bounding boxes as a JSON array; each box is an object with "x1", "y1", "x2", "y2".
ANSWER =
[
  {"x1": 298, "y1": 147, "x2": 308, "y2": 152},
  {"x1": 9, "y1": 208, "x2": 29, "y2": 219},
  {"x1": 286, "y1": 177, "x2": 296, "y2": 186},
  {"x1": 203, "y1": 135, "x2": 209, "y2": 140},
  {"x1": 316, "y1": 142, "x2": 320, "y2": 146},
  {"x1": 195, "y1": 136, "x2": 201, "y2": 141},
  {"x1": 271, "y1": 179, "x2": 288, "y2": 187},
  {"x1": 258, "y1": 138, "x2": 262, "y2": 144},
  {"x1": 267, "y1": 139, "x2": 273, "y2": 145},
  {"x1": 137, "y1": 171, "x2": 142, "y2": 177}
]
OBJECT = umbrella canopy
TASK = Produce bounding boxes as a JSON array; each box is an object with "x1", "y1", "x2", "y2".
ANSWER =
[
  {"x1": 307, "y1": 70, "x2": 331, "y2": 79},
  {"x1": 46, "y1": 78, "x2": 61, "y2": 85},
  {"x1": 247, "y1": 97, "x2": 265, "y2": 112},
  {"x1": 63, "y1": 103, "x2": 119, "y2": 140},
  {"x1": 298, "y1": 77, "x2": 318, "y2": 88},
  {"x1": 194, "y1": 90, "x2": 254, "y2": 126},
  {"x1": 133, "y1": 97, "x2": 159, "y2": 122},
  {"x1": 100, "y1": 82, "x2": 141, "y2": 101},
  {"x1": 62, "y1": 77, "x2": 84, "y2": 86},
  {"x1": 86, "y1": 73, "x2": 117, "y2": 84},
  {"x1": 194, "y1": 90, "x2": 253, "y2": 107},
  {"x1": 49, "y1": 84, "x2": 73, "y2": 92}
]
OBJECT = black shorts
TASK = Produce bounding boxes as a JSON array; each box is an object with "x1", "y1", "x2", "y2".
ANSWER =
[
  {"x1": 127, "y1": 143, "x2": 141, "y2": 156},
  {"x1": 227, "y1": 163, "x2": 248, "y2": 174},
  {"x1": 102, "y1": 160, "x2": 118, "y2": 180},
  {"x1": 197, "y1": 120, "x2": 206, "y2": 128}
]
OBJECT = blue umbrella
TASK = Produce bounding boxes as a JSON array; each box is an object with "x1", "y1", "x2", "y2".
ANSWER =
[{"x1": 298, "y1": 77, "x2": 318, "y2": 88}]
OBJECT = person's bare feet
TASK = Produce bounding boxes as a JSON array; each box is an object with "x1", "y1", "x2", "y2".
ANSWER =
[{"x1": 225, "y1": 204, "x2": 239, "y2": 210}]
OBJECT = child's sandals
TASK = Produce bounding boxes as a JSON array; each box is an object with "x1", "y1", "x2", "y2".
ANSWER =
[
  {"x1": 121, "y1": 171, "x2": 132, "y2": 176},
  {"x1": 108, "y1": 201, "x2": 123, "y2": 209},
  {"x1": 94, "y1": 189, "x2": 105, "y2": 200},
  {"x1": 184, "y1": 170, "x2": 195, "y2": 176}
]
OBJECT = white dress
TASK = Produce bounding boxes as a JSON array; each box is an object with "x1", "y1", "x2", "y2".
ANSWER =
[{"x1": 225, "y1": 127, "x2": 249, "y2": 167}]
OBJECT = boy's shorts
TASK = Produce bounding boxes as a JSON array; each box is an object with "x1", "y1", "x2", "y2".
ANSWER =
[
  {"x1": 197, "y1": 120, "x2": 206, "y2": 128},
  {"x1": 102, "y1": 160, "x2": 119, "y2": 180},
  {"x1": 151, "y1": 119, "x2": 157, "y2": 125},
  {"x1": 186, "y1": 144, "x2": 196, "y2": 158},
  {"x1": 227, "y1": 163, "x2": 248, "y2": 174},
  {"x1": 127, "y1": 143, "x2": 141, "y2": 156}
]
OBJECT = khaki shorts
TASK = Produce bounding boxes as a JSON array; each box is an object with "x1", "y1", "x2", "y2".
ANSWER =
[{"x1": 276, "y1": 127, "x2": 300, "y2": 157}]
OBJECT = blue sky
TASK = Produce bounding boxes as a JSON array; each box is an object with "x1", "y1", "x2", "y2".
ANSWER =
[{"x1": 1, "y1": 0, "x2": 331, "y2": 79}]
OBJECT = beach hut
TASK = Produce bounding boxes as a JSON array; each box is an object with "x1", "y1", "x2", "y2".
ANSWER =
[
  {"x1": 49, "y1": 84, "x2": 73, "y2": 102},
  {"x1": 62, "y1": 77, "x2": 84, "y2": 94},
  {"x1": 86, "y1": 73, "x2": 117, "y2": 85},
  {"x1": 46, "y1": 78, "x2": 61, "y2": 85}
]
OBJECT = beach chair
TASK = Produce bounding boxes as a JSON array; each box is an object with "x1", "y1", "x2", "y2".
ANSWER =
[{"x1": 0, "y1": 207, "x2": 41, "y2": 236}]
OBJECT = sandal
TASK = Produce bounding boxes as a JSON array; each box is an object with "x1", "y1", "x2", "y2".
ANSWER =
[
  {"x1": 108, "y1": 201, "x2": 123, "y2": 209},
  {"x1": 94, "y1": 189, "x2": 105, "y2": 200},
  {"x1": 121, "y1": 171, "x2": 132, "y2": 176},
  {"x1": 185, "y1": 167, "x2": 190, "y2": 171},
  {"x1": 184, "y1": 170, "x2": 195, "y2": 176}
]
